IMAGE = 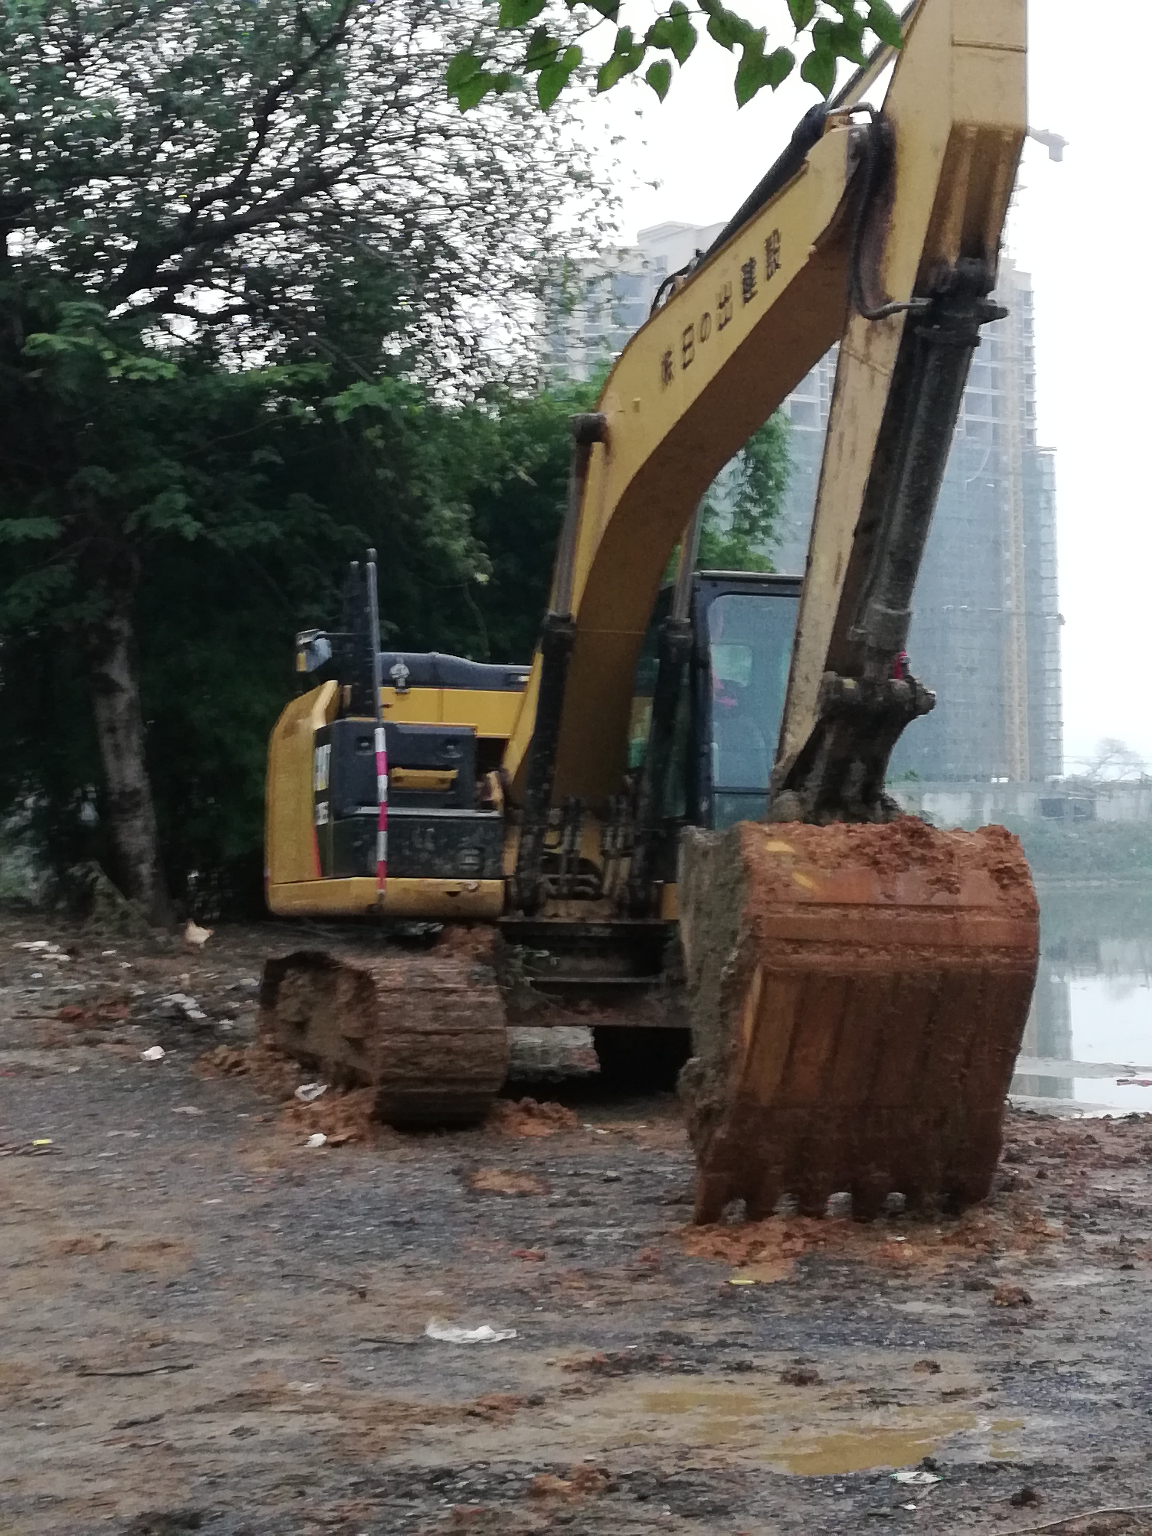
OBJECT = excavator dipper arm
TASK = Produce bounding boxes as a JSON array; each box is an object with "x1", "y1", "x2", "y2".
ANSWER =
[{"x1": 505, "y1": 0, "x2": 1027, "y2": 874}]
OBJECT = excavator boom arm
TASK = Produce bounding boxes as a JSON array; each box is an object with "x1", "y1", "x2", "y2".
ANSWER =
[{"x1": 504, "y1": 0, "x2": 1025, "y2": 834}]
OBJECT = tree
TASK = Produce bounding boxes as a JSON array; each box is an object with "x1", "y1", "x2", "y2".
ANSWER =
[
  {"x1": 696, "y1": 412, "x2": 790, "y2": 570},
  {"x1": 0, "y1": 0, "x2": 604, "y2": 921},
  {"x1": 448, "y1": 0, "x2": 903, "y2": 112},
  {"x1": 1081, "y1": 739, "x2": 1148, "y2": 785}
]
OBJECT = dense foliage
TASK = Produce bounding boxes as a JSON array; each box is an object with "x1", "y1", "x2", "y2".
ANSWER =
[
  {"x1": 0, "y1": 0, "x2": 604, "y2": 918},
  {"x1": 448, "y1": 0, "x2": 902, "y2": 111},
  {"x1": 0, "y1": 0, "x2": 790, "y2": 918}
]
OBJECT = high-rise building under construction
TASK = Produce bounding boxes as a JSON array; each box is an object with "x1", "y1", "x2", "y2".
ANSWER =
[
  {"x1": 775, "y1": 257, "x2": 1062, "y2": 783},
  {"x1": 545, "y1": 232, "x2": 1062, "y2": 783}
]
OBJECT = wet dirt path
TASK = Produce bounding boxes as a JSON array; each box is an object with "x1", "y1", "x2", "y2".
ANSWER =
[{"x1": 2, "y1": 915, "x2": 1152, "y2": 1535}]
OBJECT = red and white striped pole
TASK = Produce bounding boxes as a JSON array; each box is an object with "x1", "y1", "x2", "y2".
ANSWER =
[{"x1": 365, "y1": 550, "x2": 387, "y2": 899}]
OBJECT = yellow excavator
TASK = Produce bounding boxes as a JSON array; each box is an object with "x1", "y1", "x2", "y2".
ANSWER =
[{"x1": 262, "y1": 0, "x2": 1039, "y2": 1220}]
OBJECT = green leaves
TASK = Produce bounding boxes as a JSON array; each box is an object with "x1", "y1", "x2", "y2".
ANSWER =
[
  {"x1": 539, "y1": 44, "x2": 582, "y2": 106},
  {"x1": 867, "y1": 0, "x2": 903, "y2": 47},
  {"x1": 734, "y1": 33, "x2": 794, "y2": 107},
  {"x1": 699, "y1": 0, "x2": 755, "y2": 53},
  {"x1": 647, "y1": 2, "x2": 696, "y2": 66},
  {"x1": 447, "y1": 0, "x2": 907, "y2": 112},
  {"x1": 597, "y1": 26, "x2": 645, "y2": 91},
  {"x1": 445, "y1": 50, "x2": 498, "y2": 110},
  {"x1": 645, "y1": 58, "x2": 672, "y2": 100},
  {"x1": 498, "y1": 0, "x2": 548, "y2": 26}
]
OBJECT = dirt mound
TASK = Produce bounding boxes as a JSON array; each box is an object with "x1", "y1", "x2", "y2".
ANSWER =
[
  {"x1": 527, "y1": 1466, "x2": 610, "y2": 1501},
  {"x1": 485, "y1": 1097, "x2": 580, "y2": 1137},
  {"x1": 467, "y1": 1168, "x2": 547, "y2": 1196},
  {"x1": 683, "y1": 1195, "x2": 1060, "y2": 1277},
  {"x1": 195, "y1": 1040, "x2": 298, "y2": 1100},
  {"x1": 280, "y1": 1087, "x2": 389, "y2": 1146}
]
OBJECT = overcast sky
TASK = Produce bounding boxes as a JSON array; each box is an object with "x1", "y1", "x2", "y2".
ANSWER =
[{"x1": 588, "y1": 2, "x2": 1147, "y2": 776}]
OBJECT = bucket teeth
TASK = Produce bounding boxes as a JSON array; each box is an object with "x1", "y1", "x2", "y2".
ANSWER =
[{"x1": 679, "y1": 819, "x2": 1039, "y2": 1222}]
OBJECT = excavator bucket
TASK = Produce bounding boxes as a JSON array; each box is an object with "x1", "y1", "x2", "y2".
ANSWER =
[{"x1": 678, "y1": 818, "x2": 1038, "y2": 1223}]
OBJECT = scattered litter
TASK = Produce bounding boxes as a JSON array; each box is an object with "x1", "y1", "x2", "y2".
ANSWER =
[
  {"x1": 728, "y1": 1274, "x2": 756, "y2": 1286},
  {"x1": 140, "y1": 1046, "x2": 165, "y2": 1062},
  {"x1": 288, "y1": 1381, "x2": 321, "y2": 1393},
  {"x1": 162, "y1": 993, "x2": 207, "y2": 1021},
  {"x1": 171, "y1": 1106, "x2": 205, "y2": 1116},
  {"x1": 183, "y1": 919, "x2": 213, "y2": 948},
  {"x1": 901, "y1": 1503, "x2": 917, "y2": 1511},
  {"x1": 424, "y1": 1320, "x2": 517, "y2": 1344},
  {"x1": 1118, "y1": 1078, "x2": 1152, "y2": 1087},
  {"x1": 294, "y1": 1082, "x2": 328, "y2": 1103},
  {"x1": 892, "y1": 1470, "x2": 942, "y2": 1486},
  {"x1": 305, "y1": 1132, "x2": 327, "y2": 1148},
  {"x1": 101, "y1": 949, "x2": 117, "y2": 957},
  {"x1": 583, "y1": 1124, "x2": 610, "y2": 1135},
  {"x1": 14, "y1": 939, "x2": 71, "y2": 962}
]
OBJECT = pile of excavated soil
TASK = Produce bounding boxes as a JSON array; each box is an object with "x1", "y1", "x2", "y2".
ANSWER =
[
  {"x1": 742, "y1": 817, "x2": 1037, "y2": 909},
  {"x1": 683, "y1": 1196, "x2": 1062, "y2": 1279},
  {"x1": 484, "y1": 1098, "x2": 581, "y2": 1137}
]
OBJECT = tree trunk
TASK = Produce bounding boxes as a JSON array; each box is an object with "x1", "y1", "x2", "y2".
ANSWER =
[{"x1": 88, "y1": 603, "x2": 173, "y2": 926}]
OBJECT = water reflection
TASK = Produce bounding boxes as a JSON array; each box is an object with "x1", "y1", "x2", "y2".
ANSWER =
[{"x1": 1009, "y1": 883, "x2": 1152, "y2": 1115}]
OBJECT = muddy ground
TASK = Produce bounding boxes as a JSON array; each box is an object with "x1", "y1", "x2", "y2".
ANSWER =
[{"x1": 2, "y1": 912, "x2": 1152, "y2": 1536}]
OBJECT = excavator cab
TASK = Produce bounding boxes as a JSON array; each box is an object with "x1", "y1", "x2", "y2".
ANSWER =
[{"x1": 692, "y1": 573, "x2": 800, "y2": 831}]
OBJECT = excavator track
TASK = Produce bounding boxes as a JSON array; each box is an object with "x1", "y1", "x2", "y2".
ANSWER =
[
  {"x1": 258, "y1": 950, "x2": 509, "y2": 1127},
  {"x1": 679, "y1": 819, "x2": 1039, "y2": 1223}
]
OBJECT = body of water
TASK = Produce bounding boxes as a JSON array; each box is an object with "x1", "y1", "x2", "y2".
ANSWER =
[{"x1": 1009, "y1": 883, "x2": 1152, "y2": 1115}]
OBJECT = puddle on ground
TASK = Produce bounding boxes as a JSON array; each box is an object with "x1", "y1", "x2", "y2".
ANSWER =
[
  {"x1": 776, "y1": 1422, "x2": 972, "y2": 1476},
  {"x1": 638, "y1": 1388, "x2": 977, "y2": 1472}
]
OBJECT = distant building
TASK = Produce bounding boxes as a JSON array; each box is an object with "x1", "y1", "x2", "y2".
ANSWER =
[
  {"x1": 543, "y1": 221, "x2": 724, "y2": 381},
  {"x1": 779, "y1": 258, "x2": 1063, "y2": 783},
  {"x1": 544, "y1": 238, "x2": 1063, "y2": 783}
]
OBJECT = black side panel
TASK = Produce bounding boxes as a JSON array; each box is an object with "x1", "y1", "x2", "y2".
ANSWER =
[
  {"x1": 379, "y1": 652, "x2": 529, "y2": 692},
  {"x1": 330, "y1": 810, "x2": 504, "y2": 880},
  {"x1": 329, "y1": 718, "x2": 477, "y2": 813}
]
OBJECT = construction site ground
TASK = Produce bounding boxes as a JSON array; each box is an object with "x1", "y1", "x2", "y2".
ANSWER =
[{"x1": 2, "y1": 912, "x2": 1151, "y2": 1536}]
